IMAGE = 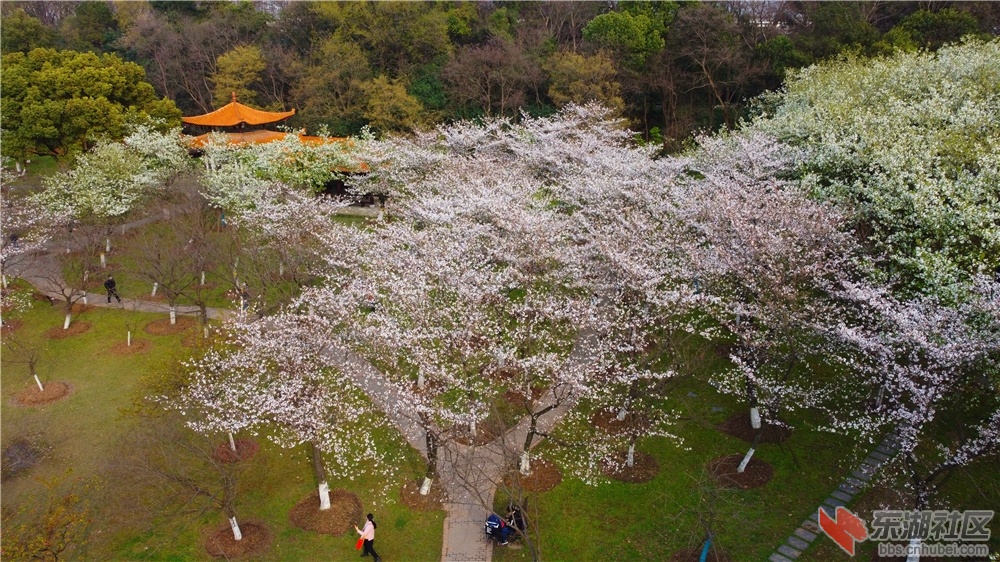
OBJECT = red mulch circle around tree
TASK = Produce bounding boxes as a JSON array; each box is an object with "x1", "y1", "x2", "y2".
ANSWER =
[
  {"x1": 707, "y1": 454, "x2": 774, "y2": 489},
  {"x1": 289, "y1": 489, "x2": 363, "y2": 535},
  {"x1": 600, "y1": 450, "x2": 660, "y2": 483},
  {"x1": 1, "y1": 319, "x2": 23, "y2": 335},
  {"x1": 144, "y1": 317, "x2": 197, "y2": 336},
  {"x1": 45, "y1": 321, "x2": 92, "y2": 339},
  {"x1": 670, "y1": 545, "x2": 734, "y2": 562},
  {"x1": 14, "y1": 382, "x2": 71, "y2": 406},
  {"x1": 505, "y1": 458, "x2": 563, "y2": 493},
  {"x1": 590, "y1": 409, "x2": 650, "y2": 435},
  {"x1": 109, "y1": 339, "x2": 151, "y2": 355},
  {"x1": 718, "y1": 412, "x2": 792, "y2": 444},
  {"x1": 502, "y1": 389, "x2": 532, "y2": 411},
  {"x1": 212, "y1": 439, "x2": 259, "y2": 464},
  {"x1": 204, "y1": 521, "x2": 272, "y2": 559},
  {"x1": 400, "y1": 479, "x2": 446, "y2": 511}
]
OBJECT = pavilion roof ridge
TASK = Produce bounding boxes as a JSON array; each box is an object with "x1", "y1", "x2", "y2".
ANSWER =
[{"x1": 181, "y1": 92, "x2": 295, "y2": 127}]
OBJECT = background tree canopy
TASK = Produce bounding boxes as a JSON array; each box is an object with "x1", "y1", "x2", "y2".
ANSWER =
[
  {"x1": 0, "y1": 48, "x2": 181, "y2": 160},
  {"x1": 1, "y1": 0, "x2": 999, "y2": 148}
]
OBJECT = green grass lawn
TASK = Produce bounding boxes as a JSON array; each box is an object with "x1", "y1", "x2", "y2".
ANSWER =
[
  {"x1": 492, "y1": 373, "x2": 861, "y2": 562},
  {"x1": 1, "y1": 298, "x2": 444, "y2": 561}
]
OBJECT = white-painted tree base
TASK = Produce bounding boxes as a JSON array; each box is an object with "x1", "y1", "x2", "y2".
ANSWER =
[
  {"x1": 169, "y1": 308, "x2": 176, "y2": 325},
  {"x1": 318, "y1": 482, "x2": 331, "y2": 510},
  {"x1": 737, "y1": 447, "x2": 756, "y2": 473},
  {"x1": 419, "y1": 477, "x2": 433, "y2": 495},
  {"x1": 229, "y1": 516, "x2": 242, "y2": 540},
  {"x1": 63, "y1": 314, "x2": 71, "y2": 330},
  {"x1": 520, "y1": 451, "x2": 531, "y2": 475}
]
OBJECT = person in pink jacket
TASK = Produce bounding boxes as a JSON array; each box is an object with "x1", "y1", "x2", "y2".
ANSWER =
[{"x1": 355, "y1": 513, "x2": 381, "y2": 561}]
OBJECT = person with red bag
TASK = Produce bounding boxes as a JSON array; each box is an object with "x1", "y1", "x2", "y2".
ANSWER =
[{"x1": 354, "y1": 513, "x2": 381, "y2": 562}]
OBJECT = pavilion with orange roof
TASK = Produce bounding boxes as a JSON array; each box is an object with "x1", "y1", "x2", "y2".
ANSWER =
[{"x1": 181, "y1": 93, "x2": 340, "y2": 148}]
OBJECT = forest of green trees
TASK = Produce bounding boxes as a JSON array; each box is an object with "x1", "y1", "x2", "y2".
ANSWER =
[{"x1": 3, "y1": 0, "x2": 999, "y2": 158}]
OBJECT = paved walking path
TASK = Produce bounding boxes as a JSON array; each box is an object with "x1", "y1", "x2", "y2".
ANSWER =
[
  {"x1": 768, "y1": 429, "x2": 903, "y2": 562},
  {"x1": 7, "y1": 209, "x2": 600, "y2": 562}
]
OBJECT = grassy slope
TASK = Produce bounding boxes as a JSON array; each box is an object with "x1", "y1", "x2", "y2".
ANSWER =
[
  {"x1": 4, "y1": 287, "x2": 994, "y2": 562},
  {"x1": 1, "y1": 299, "x2": 444, "y2": 561}
]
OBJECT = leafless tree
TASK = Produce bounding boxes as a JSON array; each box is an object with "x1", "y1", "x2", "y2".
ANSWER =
[{"x1": 106, "y1": 412, "x2": 251, "y2": 543}]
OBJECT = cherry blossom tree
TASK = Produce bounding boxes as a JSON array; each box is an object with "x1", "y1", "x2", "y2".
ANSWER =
[
  {"x1": 675, "y1": 132, "x2": 860, "y2": 470},
  {"x1": 172, "y1": 313, "x2": 392, "y2": 512},
  {"x1": 749, "y1": 38, "x2": 1000, "y2": 297},
  {"x1": 33, "y1": 124, "x2": 191, "y2": 256},
  {"x1": 224, "y1": 182, "x2": 351, "y2": 314},
  {"x1": 198, "y1": 131, "x2": 359, "y2": 212},
  {"x1": 303, "y1": 215, "x2": 508, "y2": 495},
  {"x1": 339, "y1": 104, "x2": 705, "y2": 482},
  {"x1": 828, "y1": 277, "x2": 1000, "y2": 510},
  {"x1": 1, "y1": 180, "x2": 67, "y2": 320}
]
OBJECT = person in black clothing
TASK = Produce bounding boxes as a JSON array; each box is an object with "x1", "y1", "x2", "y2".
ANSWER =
[
  {"x1": 104, "y1": 276, "x2": 121, "y2": 304},
  {"x1": 507, "y1": 505, "x2": 525, "y2": 533}
]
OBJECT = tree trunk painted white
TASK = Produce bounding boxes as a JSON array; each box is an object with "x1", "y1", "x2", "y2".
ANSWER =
[
  {"x1": 737, "y1": 447, "x2": 756, "y2": 473},
  {"x1": 100, "y1": 253, "x2": 106, "y2": 268},
  {"x1": 229, "y1": 516, "x2": 242, "y2": 541},
  {"x1": 905, "y1": 537, "x2": 921, "y2": 562},
  {"x1": 419, "y1": 476, "x2": 433, "y2": 495},
  {"x1": 106, "y1": 238, "x2": 111, "y2": 253},
  {"x1": 318, "y1": 481, "x2": 331, "y2": 510},
  {"x1": 151, "y1": 282, "x2": 158, "y2": 296},
  {"x1": 33, "y1": 375, "x2": 44, "y2": 392},
  {"x1": 626, "y1": 442, "x2": 636, "y2": 468},
  {"x1": 228, "y1": 432, "x2": 237, "y2": 453},
  {"x1": 203, "y1": 325, "x2": 209, "y2": 339},
  {"x1": 279, "y1": 262, "x2": 284, "y2": 276},
  {"x1": 616, "y1": 406, "x2": 627, "y2": 421},
  {"x1": 169, "y1": 307, "x2": 176, "y2": 325},
  {"x1": 15, "y1": 161, "x2": 21, "y2": 173},
  {"x1": 520, "y1": 451, "x2": 531, "y2": 475},
  {"x1": 63, "y1": 313, "x2": 72, "y2": 330},
  {"x1": 200, "y1": 271, "x2": 206, "y2": 285},
  {"x1": 417, "y1": 373, "x2": 425, "y2": 389},
  {"x1": 82, "y1": 295, "x2": 88, "y2": 305},
  {"x1": 750, "y1": 407, "x2": 761, "y2": 430},
  {"x1": 470, "y1": 419, "x2": 477, "y2": 439},
  {"x1": 1, "y1": 275, "x2": 7, "y2": 289},
  {"x1": 127, "y1": 330, "x2": 132, "y2": 347},
  {"x1": 121, "y1": 225, "x2": 126, "y2": 235},
  {"x1": 83, "y1": 270, "x2": 89, "y2": 282}
]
